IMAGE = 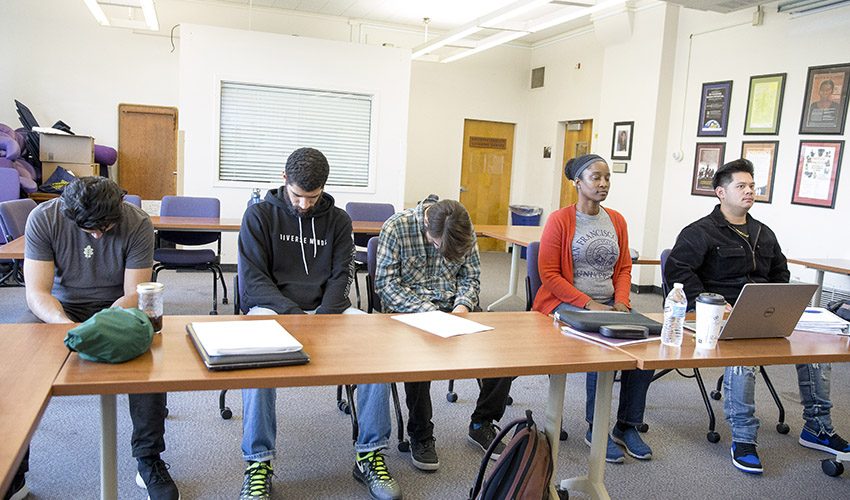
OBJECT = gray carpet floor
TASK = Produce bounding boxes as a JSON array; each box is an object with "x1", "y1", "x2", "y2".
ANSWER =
[{"x1": 2, "y1": 251, "x2": 849, "y2": 499}]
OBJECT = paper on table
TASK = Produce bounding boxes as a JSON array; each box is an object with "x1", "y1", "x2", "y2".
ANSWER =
[
  {"x1": 191, "y1": 320, "x2": 303, "y2": 355},
  {"x1": 561, "y1": 325, "x2": 661, "y2": 347},
  {"x1": 390, "y1": 311, "x2": 493, "y2": 338}
]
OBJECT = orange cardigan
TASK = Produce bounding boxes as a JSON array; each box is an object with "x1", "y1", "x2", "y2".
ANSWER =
[{"x1": 532, "y1": 205, "x2": 632, "y2": 315}]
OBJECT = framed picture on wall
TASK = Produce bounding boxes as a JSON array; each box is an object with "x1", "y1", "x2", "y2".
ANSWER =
[
  {"x1": 691, "y1": 143, "x2": 725, "y2": 196},
  {"x1": 697, "y1": 81, "x2": 732, "y2": 137},
  {"x1": 741, "y1": 141, "x2": 779, "y2": 203},
  {"x1": 799, "y1": 63, "x2": 850, "y2": 135},
  {"x1": 744, "y1": 73, "x2": 786, "y2": 135},
  {"x1": 792, "y1": 140, "x2": 843, "y2": 208},
  {"x1": 611, "y1": 121, "x2": 634, "y2": 160}
]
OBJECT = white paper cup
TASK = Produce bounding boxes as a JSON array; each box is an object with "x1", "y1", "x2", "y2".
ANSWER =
[{"x1": 695, "y1": 293, "x2": 725, "y2": 349}]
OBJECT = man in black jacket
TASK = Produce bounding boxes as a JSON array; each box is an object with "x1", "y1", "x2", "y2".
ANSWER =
[
  {"x1": 237, "y1": 148, "x2": 400, "y2": 500},
  {"x1": 666, "y1": 159, "x2": 848, "y2": 474}
]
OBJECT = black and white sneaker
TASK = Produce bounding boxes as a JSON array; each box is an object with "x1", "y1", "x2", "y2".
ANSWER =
[
  {"x1": 410, "y1": 437, "x2": 439, "y2": 471},
  {"x1": 136, "y1": 457, "x2": 180, "y2": 500},
  {"x1": 4, "y1": 471, "x2": 27, "y2": 500},
  {"x1": 468, "y1": 422, "x2": 506, "y2": 460}
]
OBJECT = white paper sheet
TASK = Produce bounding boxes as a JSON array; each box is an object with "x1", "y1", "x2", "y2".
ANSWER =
[
  {"x1": 191, "y1": 319, "x2": 303, "y2": 355},
  {"x1": 390, "y1": 311, "x2": 493, "y2": 338}
]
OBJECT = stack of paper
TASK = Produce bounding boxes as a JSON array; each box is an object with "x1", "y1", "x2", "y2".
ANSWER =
[
  {"x1": 191, "y1": 320, "x2": 303, "y2": 355},
  {"x1": 795, "y1": 308, "x2": 850, "y2": 335}
]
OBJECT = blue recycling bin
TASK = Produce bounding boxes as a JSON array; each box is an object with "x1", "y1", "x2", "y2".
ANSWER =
[{"x1": 509, "y1": 205, "x2": 542, "y2": 259}]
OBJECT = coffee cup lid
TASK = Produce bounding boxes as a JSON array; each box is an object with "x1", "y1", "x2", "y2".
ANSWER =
[{"x1": 697, "y1": 292, "x2": 725, "y2": 305}]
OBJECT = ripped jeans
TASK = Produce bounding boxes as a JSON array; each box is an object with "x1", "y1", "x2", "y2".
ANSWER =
[{"x1": 723, "y1": 363, "x2": 833, "y2": 444}]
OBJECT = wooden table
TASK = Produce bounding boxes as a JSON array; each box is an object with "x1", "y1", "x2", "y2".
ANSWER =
[
  {"x1": 788, "y1": 258, "x2": 850, "y2": 307},
  {"x1": 51, "y1": 311, "x2": 637, "y2": 500},
  {"x1": 0, "y1": 324, "x2": 71, "y2": 498},
  {"x1": 475, "y1": 225, "x2": 543, "y2": 310},
  {"x1": 0, "y1": 236, "x2": 24, "y2": 261}
]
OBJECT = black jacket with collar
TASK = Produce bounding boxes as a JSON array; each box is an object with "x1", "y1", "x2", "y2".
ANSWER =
[{"x1": 665, "y1": 204, "x2": 790, "y2": 310}]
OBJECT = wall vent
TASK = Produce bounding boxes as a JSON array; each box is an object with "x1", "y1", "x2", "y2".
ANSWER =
[{"x1": 531, "y1": 67, "x2": 545, "y2": 89}]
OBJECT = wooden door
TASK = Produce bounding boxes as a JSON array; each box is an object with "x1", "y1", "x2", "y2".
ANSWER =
[
  {"x1": 560, "y1": 119, "x2": 594, "y2": 208},
  {"x1": 460, "y1": 119, "x2": 514, "y2": 252},
  {"x1": 118, "y1": 104, "x2": 178, "y2": 200}
]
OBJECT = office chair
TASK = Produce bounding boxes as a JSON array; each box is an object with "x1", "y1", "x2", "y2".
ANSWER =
[
  {"x1": 0, "y1": 199, "x2": 37, "y2": 286},
  {"x1": 654, "y1": 248, "x2": 789, "y2": 442},
  {"x1": 124, "y1": 194, "x2": 142, "y2": 207},
  {"x1": 344, "y1": 202, "x2": 394, "y2": 310},
  {"x1": 152, "y1": 196, "x2": 228, "y2": 315},
  {"x1": 524, "y1": 240, "x2": 568, "y2": 441}
]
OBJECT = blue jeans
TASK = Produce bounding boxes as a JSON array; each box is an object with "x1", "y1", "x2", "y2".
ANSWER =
[
  {"x1": 553, "y1": 301, "x2": 655, "y2": 427},
  {"x1": 723, "y1": 363, "x2": 834, "y2": 444},
  {"x1": 241, "y1": 307, "x2": 392, "y2": 461}
]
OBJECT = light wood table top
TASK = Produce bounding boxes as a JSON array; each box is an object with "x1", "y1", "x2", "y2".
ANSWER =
[
  {"x1": 0, "y1": 236, "x2": 24, "y2": 260},
  {"x1": 475, "y1": 224, "x2": 542, "y2": 247},
  {"x1": 151, "y1": 216, "x2": 242, "y2": 232},
  {"x1": 52, "y1": 311, "x2": 637, "y2": 396},
  {"x1": 787, "y1": 258, "x2": 850, "y2": 275},
  {"x1": 616, "y1": 313, "x2": 850, "y2": 370},
  {"x1": 0, "y1": 323, "x2": 71, "y2": 496}
]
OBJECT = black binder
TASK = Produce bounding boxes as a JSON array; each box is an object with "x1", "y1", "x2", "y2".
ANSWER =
[{"x1": 554, "y1": 310, "x2": 663, "y2": 335}]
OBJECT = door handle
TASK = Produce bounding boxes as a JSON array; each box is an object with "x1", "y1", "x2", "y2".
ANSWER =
[{"x1": 459, "y1": 186, "x2": 469, "y2": 192}]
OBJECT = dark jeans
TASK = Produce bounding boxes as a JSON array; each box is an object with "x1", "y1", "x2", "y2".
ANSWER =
[
  {"x1": 14, "y1": 301, "x2": 168, "y2": 480},
  {"x1": 586, "y1": 369, "x2": 654, "y2": 427},
  {"x1": 404, "y1": 377, "x2": 514, "y2": 442}
]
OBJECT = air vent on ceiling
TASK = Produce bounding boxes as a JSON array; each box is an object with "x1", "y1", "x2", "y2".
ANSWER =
[
  {"x1": 663, "y1": 0, "x2": 772, "y2": 13},
  {"x1": 531, "y1": 67, "x2": 545, "y2": 89}
]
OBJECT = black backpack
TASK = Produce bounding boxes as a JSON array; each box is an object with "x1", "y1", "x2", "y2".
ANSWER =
[{"x1": 469, "y1": 410, "x2": 556, "y2": 500}]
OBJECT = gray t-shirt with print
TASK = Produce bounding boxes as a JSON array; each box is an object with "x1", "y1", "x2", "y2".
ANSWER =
[
  {"x1": 25, "y1": 198, "x2": 154, "y2": 305},
  {"x1": 571, "y1": 209, "x2": 618, "y2": 303}
]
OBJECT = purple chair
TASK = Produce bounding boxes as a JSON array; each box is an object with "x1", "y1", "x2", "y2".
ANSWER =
[
  {"x1": 152, "y1": 196, "x2": 228, "y2": 314},
  {"x1": 0, "y1": 199, "x2": 37, "y2": 286},
  {"x1": 345, "y1": 202, "x2": 395, "y2": 309},
  {"x1": 525, "y1": 241, "x2": 541, "y2": 311},
  {"x1": 124, "y1": 194, "x2": 142, "y2": 207},
  {"x1": 0, "y1": 168, "x2": 20, "y2": 203}
]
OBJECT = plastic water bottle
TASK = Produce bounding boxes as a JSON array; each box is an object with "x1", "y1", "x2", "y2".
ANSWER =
[
  {"x1": 250, "y1": 188, "x2": 261, "y2": 206},
  {"x1": 661, "y1": 283, "x2": 687, "y2": 346}
]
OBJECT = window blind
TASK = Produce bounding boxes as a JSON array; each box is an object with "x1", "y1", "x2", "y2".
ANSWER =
[{"x1": 219, "y1": 81, "x2": 373, "y2": 187}]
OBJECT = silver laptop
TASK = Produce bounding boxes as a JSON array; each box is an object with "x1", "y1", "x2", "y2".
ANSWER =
[{"x1": 686, "y1": 283, "x2": 818, "y2": 340}]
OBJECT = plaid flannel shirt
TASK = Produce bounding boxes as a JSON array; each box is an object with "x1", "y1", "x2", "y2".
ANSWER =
[{"x1": 375, "y1": 198, "x2": 480, "y2": 313}]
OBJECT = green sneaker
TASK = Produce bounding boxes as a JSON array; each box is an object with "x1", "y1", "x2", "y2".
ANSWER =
[
  {"x1": 239, "y1": 461, "x2": 273, "y2": 500},
  {"x1": 353, "y1": 451, "x2": 402, "y2": 500}
]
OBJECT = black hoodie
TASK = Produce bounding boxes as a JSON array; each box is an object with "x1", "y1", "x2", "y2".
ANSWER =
[{"x1": 238, "y1": 187, "x2": 355, "y2": 314}]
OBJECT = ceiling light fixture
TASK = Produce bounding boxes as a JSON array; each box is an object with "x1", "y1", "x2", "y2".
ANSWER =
[
  {"x1": 83, "y1": 0, "x2": 110, "y2": 26},
  {"x1": 82, "y1": 0, "x2": 160, "y2": 31}
]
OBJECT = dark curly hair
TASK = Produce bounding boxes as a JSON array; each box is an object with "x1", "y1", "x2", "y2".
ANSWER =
[
  {"x1": 285, "y1": 148, "x2": 330, "y2": 191},
  {"x1": 61, "y1": 176, "x2": 124, "y2": 231}
]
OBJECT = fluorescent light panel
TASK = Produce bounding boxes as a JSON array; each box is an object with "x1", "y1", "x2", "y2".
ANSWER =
[
  {"x1": 83, "y1": 0, "x2": 160, "y2": 31},
  {"x1": 83, "y1": 0, "x2": 110, "y2": 26}
]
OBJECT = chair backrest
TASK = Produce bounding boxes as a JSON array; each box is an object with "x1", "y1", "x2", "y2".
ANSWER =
[
  {"x1": 346, "y1": 202, "x2": 394, "y2": 247},
  {"x1": 659, "y1": 248, "x2": 672, "y2": 296},
  {"x1": 525, "y1": 241, "x2": 541, "y2": 311},
  {"x1": 0, "y1": 199, "x2": 37, "y2": 242},
  {"x1": 366, "y1": 236, "x2": 381, "y2": 313},
  {"x1": 158, "y1": 195, "x2": 221, "y2": 246},
  {"x1": 0, "y1": 168, "x2": 20, "y2": 203},
  {"x1": 124, "y1": 194, "x2": 142, "y2": 207}
]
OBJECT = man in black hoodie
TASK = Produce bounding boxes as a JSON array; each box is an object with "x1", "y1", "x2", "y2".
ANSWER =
[{"x1": 237, "y1": 148, "x2": 401, "y2": 500}]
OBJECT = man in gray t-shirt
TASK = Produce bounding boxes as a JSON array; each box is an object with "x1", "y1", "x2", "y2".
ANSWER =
[{"x1": 18, "y1": 177, "x2": 179, "y2": 500}]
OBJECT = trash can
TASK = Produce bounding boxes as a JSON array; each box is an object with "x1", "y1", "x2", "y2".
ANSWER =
[{"x1": 509, "y1": 205, "x2": 542, "y2": 259}]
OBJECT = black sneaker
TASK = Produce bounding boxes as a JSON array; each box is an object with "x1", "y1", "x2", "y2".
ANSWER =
[
  {"x1": 239, "y1": 461, "x2": 273, "y2": 500},
  {"x1": 410, "y1": 437, "x2": 439, "y2": 471},
  {"x1": 135, "y1": 457, "x2": 180, "y2": 500},
  {"x1": 731, "y1": 442, "x2": 763, "y2": 474},
  {"x1": 353, "y1": 451, "x2": 402, "y2": 500},
  {"x1": 468, "y1": 422, "x2": 506, "y2": 460},
  {"x1": 4, "y1": 472, "x2": 27, "y2": 500}
]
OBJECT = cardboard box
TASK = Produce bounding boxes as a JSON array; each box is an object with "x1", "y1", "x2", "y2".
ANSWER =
[
  {"x1": 41, "y1": 162, "x2": 100, "y2": 181},
  {"x1": 38, "y1": 133, "x2": 94, "y2": 163}
]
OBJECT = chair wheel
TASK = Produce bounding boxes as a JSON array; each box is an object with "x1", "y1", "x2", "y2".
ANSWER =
[
  {"x1": 398, "y1": 440, "x2": 410, "y2": 453},
  {"x1": 710, "y1": 390, "x2": 722, "y2": 400},
  {"x1": 822, "y1": 459, "x2": 844, "y2": 477},
  {"x1": 506, "y1": 396, "x2": 513, "y2": 406},
  {"x1": 446, "y1": 392, "x2": 458, "y2": 403},
  {"x1": 560, "y1": 429, "x2": 568, "y2": 441},
  {"x1": 776, "y1": 422, "x2": 790, "y2": 434},
  {"x1": 338, "y1": 401, "x2": 351, "y2": 415},
  {"x1": 707, "y1": 431, "x2": 720, "y2": 443},
  {"x1": 637, "y1": 423, "x2": 649, "y2": 433},
  {"x1": 220, "y1": 407, "x2": 232, "y2": 420},
  {"x1": 222, "y1": 298, "x2": 229, "y2": 304}
]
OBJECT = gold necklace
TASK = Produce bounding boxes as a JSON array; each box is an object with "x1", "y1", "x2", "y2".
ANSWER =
[{"x1": 729, "y1": 224, "x2": 749, "y2": 239}]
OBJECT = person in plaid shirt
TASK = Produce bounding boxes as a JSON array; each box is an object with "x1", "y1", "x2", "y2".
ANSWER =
[{"x1": 375, "y1": 196, "x2": 513, "y2": 471}]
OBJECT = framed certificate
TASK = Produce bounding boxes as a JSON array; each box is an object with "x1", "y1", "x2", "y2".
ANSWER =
[
  {"x1": 741, "y1": 141, "x2": 778, "y2": 203},
  {"x1": 744, "y1": 73, "x2": 786, "y2": 135},
  {"x1": 792, "y1": 141, "x2": 843, "y2": 209},
  {"x1": 698, "y1": 81, "x2": 732, "y2": 137}
]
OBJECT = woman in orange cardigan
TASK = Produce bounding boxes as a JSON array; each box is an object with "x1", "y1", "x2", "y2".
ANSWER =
[{"x1": 533, "y1": 154, "x2": 654, "y2": 464}]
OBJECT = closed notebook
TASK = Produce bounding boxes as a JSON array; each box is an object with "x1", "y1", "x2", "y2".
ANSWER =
[
  {"x1": 554, "y1": 310, "x2": 663, "y2": 335},
  {"x1": 187, "y1": 320, "x2": 309, "y2": 371}
]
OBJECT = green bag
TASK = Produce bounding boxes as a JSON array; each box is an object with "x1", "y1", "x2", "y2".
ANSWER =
[{"x1": 64, "y1": 307, "x2": 154, "y2": 363}]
